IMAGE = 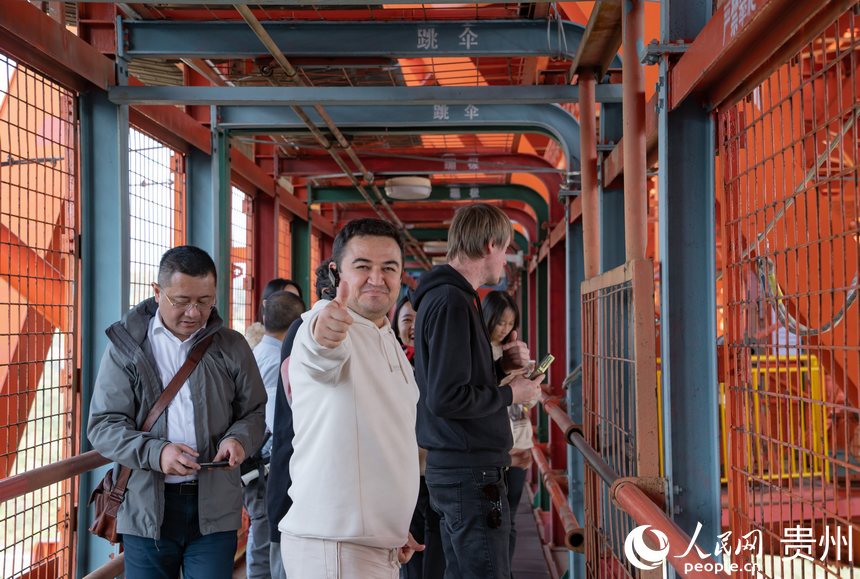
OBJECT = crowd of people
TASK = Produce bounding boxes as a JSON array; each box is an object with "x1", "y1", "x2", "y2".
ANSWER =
[{"x1": 87, "y1": 203, "x2": 545, "y2": 579}]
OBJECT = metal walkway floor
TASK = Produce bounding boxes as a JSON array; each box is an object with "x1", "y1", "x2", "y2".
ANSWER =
[{"x1": 512, "y1": 496, "x2": 552, "y2": 579}]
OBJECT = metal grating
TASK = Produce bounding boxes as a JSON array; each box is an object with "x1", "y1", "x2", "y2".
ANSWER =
[
  {"x1": 581, "y1": 260, "x2": 659, "y2": 579},
  {"x1": 0, "y1": 52, "x2": 78, "y2": 579},
  {"x1": 128, "y1": 127, "x2": 186, "y2": 306},
  {"x1": 278, "y1": 209, "x2": 291, "y2": 279},
  {"x1": 230, "y1": 185, "x2": 254, "y2": 334},
  {"x1": 719, "y1": 4, "x2": 860, "y2": 575}
]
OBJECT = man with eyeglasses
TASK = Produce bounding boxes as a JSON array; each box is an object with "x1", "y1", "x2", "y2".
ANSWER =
[{"x1": 88, "y1": 245, "x2": 266, "y2": 579}]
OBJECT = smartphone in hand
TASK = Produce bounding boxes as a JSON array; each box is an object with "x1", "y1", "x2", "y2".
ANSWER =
[
  {"x1": 197, "y1": 460, "x2": 230, "y2": 469},
  {"x1": 527, "y1": 354, "x2": 555, "y2": 380}
]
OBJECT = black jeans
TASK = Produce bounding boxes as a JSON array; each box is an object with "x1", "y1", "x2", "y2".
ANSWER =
[
  {"x1": 401, "y1": 476, "x2": 445, "y2": 579},
  {"x1": 425, "y1": 466, "x2": 511, "y2": 579}
]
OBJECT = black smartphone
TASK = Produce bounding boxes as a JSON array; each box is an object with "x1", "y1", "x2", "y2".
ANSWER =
[
  {"x1": 327, "y1": 266, "x2": 340, "y2": 289},
  {"x1": 197, "y1": 460, "x2": 230, "y2": 469},
  {"x1": 527, "y1": 354, "x2": 555, "y2": 380}
]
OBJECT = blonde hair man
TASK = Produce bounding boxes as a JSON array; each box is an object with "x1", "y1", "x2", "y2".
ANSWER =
[{"x1": 411, "y1": 204, "x2": 543, "y2": 579}]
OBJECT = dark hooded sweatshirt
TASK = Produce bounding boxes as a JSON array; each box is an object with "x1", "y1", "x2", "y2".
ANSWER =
[{"x1": 412, "y1": 264, "x2": 513, "y2": 468}]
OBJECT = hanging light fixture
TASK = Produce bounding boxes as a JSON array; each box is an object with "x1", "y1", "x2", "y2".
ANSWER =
[{"x1": 384, "y1": 176, "x2": 432, "y2": 200}]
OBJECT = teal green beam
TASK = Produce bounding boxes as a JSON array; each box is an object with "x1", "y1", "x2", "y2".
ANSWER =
[
  {"x1": 313, "y1": 185, "x2": 549, "y2": 236},
  {"x1": 217, "y1": 104, "x2": 581, "y2": 180},
  {"x1": 291, "y1": 218, "x2": 311, "y2": 301},
  {"x1": 599, "y1": 103, "x2": 626, "y2": 272},
  {"x1": 658, "y1": 0, "x2": 721, "y2": 551},
  {"x1": 78, "y1": 89, "x2": 129, "y2": 576},
  {"x1": 211, "y1": 128, "x2": 231, "y2": 312}
]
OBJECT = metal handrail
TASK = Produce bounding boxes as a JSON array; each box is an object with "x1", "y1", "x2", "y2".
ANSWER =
[
  {"x1": 540, "y1": 394, "x2": 724, "y2": 578},
  {"x1": 0, "y1": 450, "x2": 109, "y2": 503},
  {"x1": 530, "y1": 444, "x2": 585, "y2": 552},
  {"x1": 83, "y1": 554, "x2": 124, "y2": 579}
]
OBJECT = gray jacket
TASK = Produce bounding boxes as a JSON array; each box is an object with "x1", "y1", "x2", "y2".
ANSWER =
[{"x1": 87, "y1": 298, "x2": 266, "y2": 539}]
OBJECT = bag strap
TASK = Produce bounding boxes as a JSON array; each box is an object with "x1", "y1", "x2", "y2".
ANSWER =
[{"x1": 111, "y1": 333, "x2": 216, "y2": 497}]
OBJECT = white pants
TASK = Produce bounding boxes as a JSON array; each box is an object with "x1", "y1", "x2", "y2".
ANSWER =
[{"x1": 280, "y1": 535, "x2": 400, "y2": 579}]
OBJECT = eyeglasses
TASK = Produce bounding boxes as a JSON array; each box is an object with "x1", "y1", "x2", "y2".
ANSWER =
[
  {"x1": 159, "y1": 289, "x2": 216, "y2": 314},
  {"x1": 482, "y1": 483, "x2": 503, "y2": 529}
]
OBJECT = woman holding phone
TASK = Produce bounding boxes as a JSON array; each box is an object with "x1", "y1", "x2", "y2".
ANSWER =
[{"x1": 482, "y1": 290, "x2": 534, "y2": 565}]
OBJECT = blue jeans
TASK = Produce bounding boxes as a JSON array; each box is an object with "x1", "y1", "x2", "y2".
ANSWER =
[
  {"x1": 123, "y1": 487, "x2": 238, "y2": 579},
  {"x1": 424, "y1": 466, "x2": 511, "y2": 579}
]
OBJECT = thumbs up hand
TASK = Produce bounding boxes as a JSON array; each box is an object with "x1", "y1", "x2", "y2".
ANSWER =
[
  {"x1": 500, "y1": 330, "x2": 530, "y2": 373},
  {"x1": 312, "y1": 279, "x2": 354, "y2": 348}
]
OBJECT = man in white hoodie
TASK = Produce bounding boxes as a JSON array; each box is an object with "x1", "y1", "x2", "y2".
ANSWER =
[{"x1": 280, "y1": 219, "x2": 423, "y2": 579}]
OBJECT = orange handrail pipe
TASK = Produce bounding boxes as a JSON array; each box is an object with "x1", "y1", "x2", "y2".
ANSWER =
[
  {"x1": 0, "y1": 450, "x2": 109, "y2": 503},
  {"x1": 541, "y1": 394, "x2": 725, "y2": 578},
  {"x1": 530, "y1": 444, "x2": 585, "y2": 552}
]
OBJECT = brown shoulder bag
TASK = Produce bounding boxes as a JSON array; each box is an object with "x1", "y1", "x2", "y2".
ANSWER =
[{"x1": 88, "y1": 334, "x2": 215, "y2": 543}]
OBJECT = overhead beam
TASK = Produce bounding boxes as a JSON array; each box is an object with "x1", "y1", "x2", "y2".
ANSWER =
[
  {"x1": 123, "y1": 19, "x2": 586, "y2": 59},
  {"x1": 277, "y1": 153, "x2": 563, "y2": 201},
  {"x1": 0, "y1": 0, "x2": 114, "y2": 91},
  {"x1": 314, "y1": 184, "x2": 549, "y2": 233},
  {"x1": 109, "y1": 85, "x2": 624, "y2": 106},
  {"x1": 670, "y1": 0, "x2": 849, "y2": 110},
  {"x1": 569, "y1": 0, "x2": 623, "y2": 78},
  {"x1": 218, "y1": 104, "x2": 581, "y2": 178}
]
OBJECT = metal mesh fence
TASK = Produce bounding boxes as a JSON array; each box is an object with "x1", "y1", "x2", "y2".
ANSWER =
[
  {"x1": 0, "y1": 53, "x2": 77, "y2": 579},
  {"x1": 230, "y1": 186, "x2": 254, "y2": 335},
  {"x1": 581, "y1": 261, "x2": 659, "y2": 579},
  {"x1": 128, "y1": 127, "x2": 186, "y2": 306},
  {"x1": 278, "y1": 209, "x2": 291, "y2": 280},
  {"x1": 719, "y1": 5, "x2": 860, "y2": 576}
]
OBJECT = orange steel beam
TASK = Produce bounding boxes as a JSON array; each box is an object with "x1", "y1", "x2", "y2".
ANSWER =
[
  {"x1": 0, "y1": 223, "x2": 68, "y2": 332},
  {"x1": 622, "y1": 0, "x2": 647, "y2": 261},
  {"x1": 670, "y1": 0, "x2": 854, "y2": 111},
  {"x1": 602, "y1": 92, "x2": 658, "y2": 189},
  {"x1": 0, "y1": 0, "x2": 114, "y2": 91},
  {"x1": 580, "y1": 71, "x2": 600, "y2": 278},
  {"x1": 0, "y1": 308, "x2": 56, "y2": 478}
]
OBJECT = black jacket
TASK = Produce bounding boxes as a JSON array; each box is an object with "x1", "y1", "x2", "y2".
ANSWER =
[
  {"x1": 266, "y1": 317, "x2": 302, "y2": 542},
  {"x1": 412, "y1": 265, "x2": 513, "y2": 468}
]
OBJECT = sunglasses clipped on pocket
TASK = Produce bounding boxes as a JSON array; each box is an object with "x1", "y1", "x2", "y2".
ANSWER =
[{"x1": 482, "y1": 483, "x2": 503, "y2": 529}]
